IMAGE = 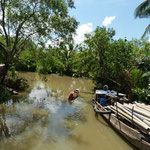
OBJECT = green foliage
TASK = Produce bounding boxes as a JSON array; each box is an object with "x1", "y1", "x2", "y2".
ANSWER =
[
  {"x1": 4, "y1": 23, "x2": 150, "y2": 104},
  {"x1": 0, "y1": 85, "x2": 11, "y2": 101},
  {"x1": 0, "y1": 0, "x2": 78, "y2": 83},
  {"x1": 14, "y1": 41, "x2": 37, "y2": 72},
  {"x1": 1, "y1": 0, "x2": 150, "y2": 105},
  {"x1": 71, "y1": 45, "x2": 97, "y2": 77},
  {"x1": 0, "y1": 37, "x2": 8, "y2": 64},
  {"x1": 81, "y1": 27, "x2": 150, "y2": 102},
  {"x1": 130, "y1": 69, "x2": 142, "y2": 87},
  {"x1": 135, "y1": 0, "x2": 150, "y2": 38},
  {"x1": 84, "y1": 27, "x2": 115, "y2": 85},
  {"x1": 7, "y1": 66, "x2": 18, "y2": 78},
  {"x1": 1, "y1": 0, "x2": 78, "y2": 41},
  {"x1": 36, "y1": 48, "x2": 64, "y2": 74},
  {"x1": 111, "y1": 39, "x2": 134, "y2": 72},
  {"x1": 132, "y1": 87, "x2": 150, "y2": 104},
  {"x1": 36, "y1": 51, "x2": 53, "y2": 74},
  {"x1": 5, "y1": 77, "x2": 29, "y2": 91}
]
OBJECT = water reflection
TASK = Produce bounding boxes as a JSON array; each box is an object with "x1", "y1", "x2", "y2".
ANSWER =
[
  {"x1": 0, "y1": 73, "x2": 135, "y2": 150},
  {"x1": 0, "y1": 110, "x2": 10, "y2": 137},
  {"x1": 0, "y1": 76, "x2": 87, "y2": 142},
  {"x1": 27, "y1": 82, "x2": 87, "y2": 139}
]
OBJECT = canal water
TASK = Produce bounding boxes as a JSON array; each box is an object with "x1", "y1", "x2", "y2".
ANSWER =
[{"x1": 0, "y1": 72, "x2": 135, "y2": 150}]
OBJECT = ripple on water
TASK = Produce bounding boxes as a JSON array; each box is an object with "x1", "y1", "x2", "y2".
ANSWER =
[
  {"x1": 0, "y1": 73, "x2": 134, "y2": 150},
  {"x1": 0, "y1": 82, "x2": 87, "y2": 143}
]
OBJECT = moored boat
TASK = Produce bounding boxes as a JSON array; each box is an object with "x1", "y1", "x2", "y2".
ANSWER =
[{"x1": 92, "y1": 90, "x2": 150, "y2": 150}]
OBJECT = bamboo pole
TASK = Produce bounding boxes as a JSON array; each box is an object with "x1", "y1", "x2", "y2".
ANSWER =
[
  {"x1": 131, "y1": 103, "x2": 150, "y2": 114},
  {"x1": 123, "y1": 103, "x2": 150, "y2": 122},
  {"x1": 139, "y1": 102, "x2": 150, "y2": 109},
  {"x1": 133, "y1": 111, "x2": 150, "y2": 122},
  {"x1": 135, "y1": 102, "x2": 150, "y2": 112},
  {"x1": 110, "y1": 105, "x2": 150, "y2": 134},
  {"x1": 113, "y1": 103, "x2": 150, "y2": 134},
  {"x1": 107, "y1": 106, "x2": 132, "y2": 123},
  {"x1": 94, "y1": 100, "x2": 150, "y2": 134},
  {"x1": 124, "y1": 103, "x2": 150, "y2": 118},
  {"x1": 110, "y1": 106, "x2": 150, "y2": 134},
  {"x1": 123, "y1": 105, "x2": 150, "y2": 127},
  {"x1": 115, "y1": 102, "x2": 150, "y2": 129}
]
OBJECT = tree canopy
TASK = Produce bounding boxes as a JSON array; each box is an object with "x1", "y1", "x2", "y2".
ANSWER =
[{"x1": 0, "y1": 0, "x2": 78, "y2": 83}]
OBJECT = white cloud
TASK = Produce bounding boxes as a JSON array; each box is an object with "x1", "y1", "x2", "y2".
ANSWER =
[
  {"x1": 102, "y1": 16, "x2": 116, "y2": 27},
  {"x1": 74, "y1": 23, "x2": 93, "y2": 44}
]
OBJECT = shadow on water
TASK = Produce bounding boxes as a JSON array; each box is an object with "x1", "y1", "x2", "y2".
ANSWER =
[
  {"x1": 68, "y1": 133, "x2": 90, "y2": 146},
  {"x1": 95, "y1": 113, "x2": 138, "y2": 150},
  {"x1": 94, "y1": 112, "x2": 110, "y2": 127}
]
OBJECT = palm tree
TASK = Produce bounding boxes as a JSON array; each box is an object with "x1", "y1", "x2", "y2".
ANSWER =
[{"x1": 135, "y1": 0, "x2": 150, "y2": 38}]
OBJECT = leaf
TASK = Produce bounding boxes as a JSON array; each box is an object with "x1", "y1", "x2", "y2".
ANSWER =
[
  {"x1": 141, "y1": 24, "x2": 150, "y2": 38},
  {"x1": 142, "y1": 71, "x2": 150, "y2": 78},
  {"x1": 135, "y1": 0, "x2": 150, "y2": 18}
]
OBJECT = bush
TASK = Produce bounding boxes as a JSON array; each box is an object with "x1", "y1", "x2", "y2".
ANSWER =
[
  {"x1": 0, "y1": 85, "x2": 11, "y2": 101},
  {"x1": 132, "y1": 87, "x2": 150, "y2": 104},
  {"x1": 5, "y1": 77, "x2": 29, "y2": 91}
]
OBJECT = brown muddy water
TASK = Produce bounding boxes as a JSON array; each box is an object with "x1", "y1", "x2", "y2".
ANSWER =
[{"x1": 0, "y1": 72, "x2": 135, "y2": 150}]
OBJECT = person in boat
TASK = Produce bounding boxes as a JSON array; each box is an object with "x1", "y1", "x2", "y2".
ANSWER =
[
  {"x1": 103, "y1": 85, "x2": 109, "y2": 91},
  {"x1": 99, "y1": 85, "x2": 110, "y2": 106},
  {"x1": 68, "y1": 89, "x2": 80, "y2": 100}
]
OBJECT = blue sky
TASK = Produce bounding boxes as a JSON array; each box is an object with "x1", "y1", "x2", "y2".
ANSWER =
[{"x1": 69, "y1": 0, "x2": 150, "y2": 44}]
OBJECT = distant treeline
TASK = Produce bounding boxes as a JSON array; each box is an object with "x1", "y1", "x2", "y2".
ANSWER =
[{"x1": 0, "y1": 27, "x2": 150, "y2": 103}]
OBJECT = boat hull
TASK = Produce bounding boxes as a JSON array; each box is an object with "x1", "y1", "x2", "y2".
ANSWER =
[{"x1": 92, "y1": 100, "x2": 150, "y2": 150}]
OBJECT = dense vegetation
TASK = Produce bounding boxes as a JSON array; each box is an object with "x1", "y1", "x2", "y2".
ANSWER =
[
  {"x1": 0, "y1": 0, "x2": 150, "y2": 103},
  {"x1": 5, "y1": 26, "x2": 149, "y2": 103},
  {"x1": 0, "y1": 0, "x2": 78, "y2": 84}
]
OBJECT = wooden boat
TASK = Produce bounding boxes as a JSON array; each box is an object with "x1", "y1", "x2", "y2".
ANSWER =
[{"x1": 92, "y1": 90, "x2": 150, "y2": 150}]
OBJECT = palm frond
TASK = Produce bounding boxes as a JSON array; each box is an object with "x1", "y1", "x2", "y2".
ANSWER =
[
  {"x1": 142, "y1": 24, "x2": 150, "y2": 38},
  {"x1": 0, "y1": 42, "x2": 7, "y2": 56},
  {"x1": 135, "y1": 0, "x2": 150, "y2": 18},
  {"x1": 138, "y1": 7, "x2": 150, "y2": 18}
]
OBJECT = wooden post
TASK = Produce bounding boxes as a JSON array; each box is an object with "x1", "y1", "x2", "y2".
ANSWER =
[
  {"x1": 132, "y1": 106, "x2": 134, "y2": 127},
  {"x1": 116, "y1": 102, "x2": 118, "y2": 118}
]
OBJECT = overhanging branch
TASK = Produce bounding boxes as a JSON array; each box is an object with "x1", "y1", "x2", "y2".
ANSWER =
[
  {"x1": 101, "y1": 76, "x2": 121, "y2": 87},
  {"x1": 14, "y1": 31, "x2": 37, "y2": 57}
]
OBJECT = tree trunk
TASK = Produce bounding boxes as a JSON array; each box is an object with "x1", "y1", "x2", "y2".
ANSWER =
[{"x1": 0, "y1": 64, "x2": 9, "y2": 84}]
